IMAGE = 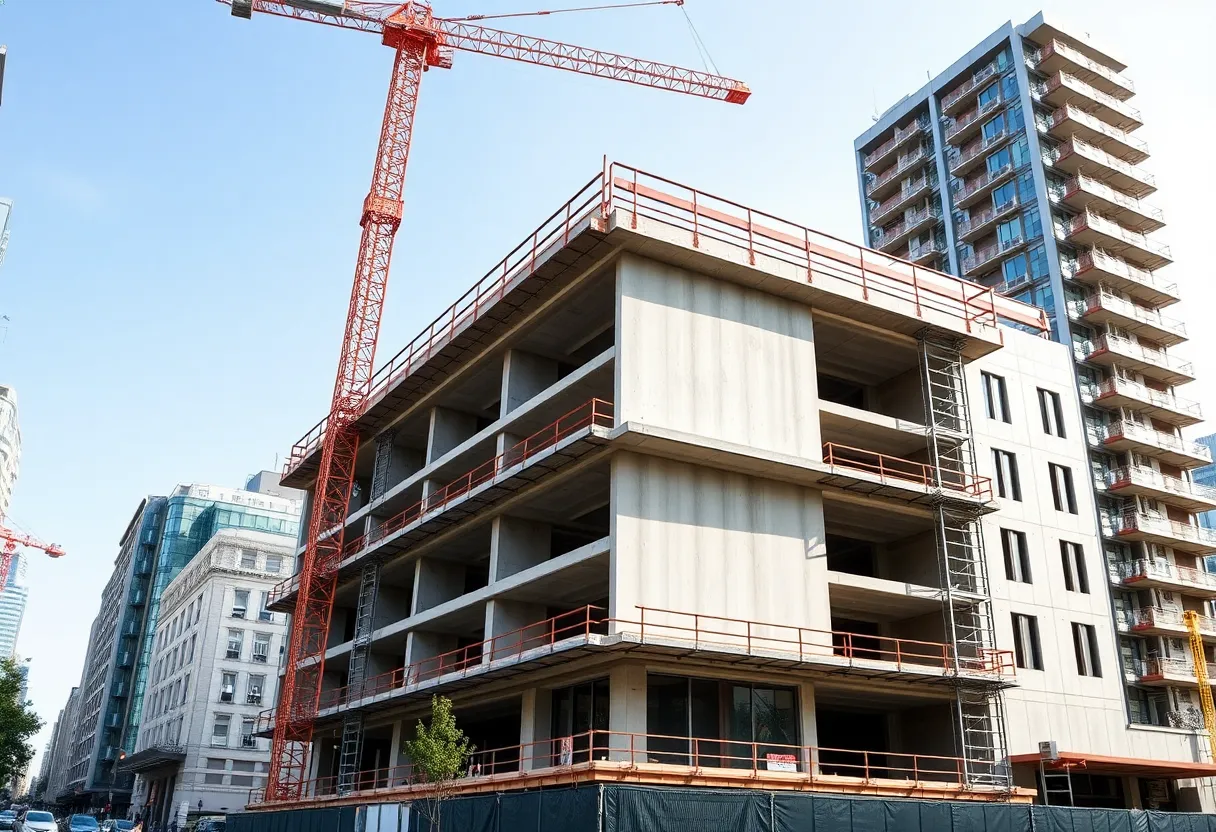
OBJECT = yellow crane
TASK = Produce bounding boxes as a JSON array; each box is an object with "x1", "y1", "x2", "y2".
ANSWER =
[{"x1": 1183, "y1": 610, "x2": 1216, "y2": 760}]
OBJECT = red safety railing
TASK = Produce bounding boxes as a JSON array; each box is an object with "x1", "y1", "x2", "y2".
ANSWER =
[
  {"x1": 246, "y1": 728, "x2": 982, "y2": 807},
  {"x1": 822, "y1": 442, "x2": 993, "y2": 501},
  {"x1": 283, "y1": 161, "x2": 1049, "y2": 478},
  {"x1": 307, "y1": 603, "x2": 1013, "y2": 714}
]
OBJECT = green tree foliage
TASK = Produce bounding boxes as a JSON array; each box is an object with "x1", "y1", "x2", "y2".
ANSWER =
[
  {"x1": 0, "y1": 658, "x2": 40, "y2": 787},
  {"x1": 402, "y1": 695, "x2": 472, "y2": 832}
]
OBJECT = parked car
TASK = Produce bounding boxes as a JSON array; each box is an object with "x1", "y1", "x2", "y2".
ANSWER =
[
  {"x1": 191, "y1": 818, "x2": 225, "y2": 832},
  {"x1": 15, "y1": 811, "x2": 57, "y2": 832},
  {"x1": 66, "y1": 818, "x2": 98, "y2": 832},
  {"x1": 99, "y1": 823, "x2": 133, "y2": 832},
  {"x1": 0, "y1": 810, "x2": 18, "y2": 830}
]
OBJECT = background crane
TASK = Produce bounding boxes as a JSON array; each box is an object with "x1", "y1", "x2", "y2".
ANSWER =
[
  {"x1": 221, "y1": 0, "x2": 749, "y2": 802},
  {"x1": 0, "y1": 522, "x2": 64, "y2": 590}
]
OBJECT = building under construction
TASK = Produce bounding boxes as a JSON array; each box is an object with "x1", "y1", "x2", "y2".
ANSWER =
[{"x1": 239, "y1": 160, "x2": 1216, "y2": 831}]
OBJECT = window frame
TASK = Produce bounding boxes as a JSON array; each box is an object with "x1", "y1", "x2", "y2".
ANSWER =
[
  {"x1": 1011, "y1": 612, "x2": 1043, "y2": 670},
  {"x1": 992, "y1": 448, "x2": 1022, "y2": 501},
  {"x1": 1001, "y1": 528, "x2": 1032, "y2": 583},
  {"x1": 1072, "y1": 622, "x2": 1102, "y2": 677},
  {"x1": 1060, "y1": 540, "x2": 1090, "y2": 593},
  {"x1": 1038, "y1": 388, "x2": 1066, "y2": 438},
  {"x1": 1049, "y1": 462, "x2": 1078, "y2": 514}
]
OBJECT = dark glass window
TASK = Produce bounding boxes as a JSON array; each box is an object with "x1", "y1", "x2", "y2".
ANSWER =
[{"x1": 551, "y1": 678, "x2": 610, "y2": 764}]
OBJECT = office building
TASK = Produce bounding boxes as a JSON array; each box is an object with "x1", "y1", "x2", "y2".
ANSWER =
[
  {"x1": 245, "y1": 160, "x2": 1212, "y2": 827},
  {"x1": 124, "y1": 529, "x2": 292, "y2": 827},
  {"x1": 46, "y1": 476, "x2": 301, "y2": 815},
  {"x1": 0, "y1": 553, "x2": 29, "y2": 659},
  {"x1": 855, "y1": 10, "x2": 1215, "y2": 773}
]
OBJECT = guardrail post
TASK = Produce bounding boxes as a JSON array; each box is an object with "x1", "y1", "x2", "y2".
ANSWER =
[
  {"x1": 804, "y1": 228, "x2": 813, "y2": 283},
  {"x1": 632, "y1": 169, "x2": 639, "y2": 229},
  {"x1": 746, "y1": 207, "x2": 756, "y2": 265},
  {"x1": 692, "y1": 190, "x2": 700, "y2": 248}
]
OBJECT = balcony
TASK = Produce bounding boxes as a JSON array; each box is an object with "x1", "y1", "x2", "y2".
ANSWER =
[
  {"x1": 866, "y1": 147, "x2": 932, "y2": 201},
  {"x1": 1116, "y1": 560, "x2": 1216, "y2": 600},
  {"x1": 1030, "y1": 40, "x2": 1134, "y2": 100},
  {"x1": 1064, "y1": 212, "x2": 1171, "y2": 272},
  {"x1": 961, "y1": 234, "x2": 1027, "y2": 277},
  {"x1": 948, "y1": 129, "x2": 1011, "y2": 177},
  {"x1": 1076, "y1": 333, "x2": 1193, "y2": 386},
  {"x1": 1130, "y1": 701, "x2": 1204, "y2": 731},
  {"x1": 1104, "y1": 466, "x2": 1216, "y2": 513},
  {"x1": 1086, "y1": 377, "x2": 1201, "y2": 428},
  {"x1": 1131, "y1": 658, "x2": 1216, "y2": 688},
  {"x1": 1069, "y1": 291, "x2": 1185, "y2": 347},
  {"x1": 1056, "y1": 176, "x2": 1164, "y2": 233},
  {"x1": 1046, "y1": 138, "x2": 1156, "y2": 198},
  {"x1": 941, "y1": 60, "x2": 1000, "y2": 115},
  {"x1": 869, "y1": 175, "x2": 934, "y2": 225},
  {"x1": 945, "y1": 95, "x2": 1004, "y2": 145},
  {"x1": 991, "y1": 271, "x2": 1038, "y2": 297},
  {"x1": 953, "y1": 163, "x2": 1017, "y2": 209},
  {"x1": 864, "y1": 119, "x2": 927, "y2": 172},
  {"x1": 1107, "y1": 512, "x2": 1216, "y2": 556},
  {"x1": 1066, "y1": 250, "x2": 1178, "y2": 308},
  {"x1": 1038, "y1": 71, "x2": 1142, "y2": 131},
  {"x1": 1097, "y1": 420, "x2": 1212, "y2": 468},
  {"x1": 956, "y1": 196, "x2": 1020, "y2": 243},
  {"x1": 1042, "y1": 105, "x2": 1148, "y2": 164},
  {"x1": 871, "y1": 206, "x2": 941, "y2": 254},
  {"x1": 907, "y1": 238, "x2": 947, "y2": 265}
]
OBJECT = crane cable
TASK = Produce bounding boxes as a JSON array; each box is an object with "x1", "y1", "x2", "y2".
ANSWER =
[
  {"x1": 448, "y1": 1, "x2": 683, "y2": 23},
  {"x1": 679, "y1": 3, "x2": 720, "y2": 76}
]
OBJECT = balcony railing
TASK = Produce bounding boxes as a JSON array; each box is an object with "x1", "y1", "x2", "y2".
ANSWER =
[
  {"x1": 949, "y1": 129, "x2": 1009, "y2": 174},
  {"x1": 962, "y1": 234, "x2": 1025, "y2": 275},
  {"x1": 1032, "y1": 40, "x2": 1134, "y2": 97},
  {"x1": 1068, "y1": 250, "x2": 1177, "y2": 301},
  {"x1": 953, "y1": 163, "x2": 1015, "y2": 207},
  {"x1": 1042, "y1": 72, "x2": 1141, "y2": 124},
  {"x1": 1067, "y1": 212, "x2": 1170, "y2": 264},
  {"x1": 946, "y1": 95, "x2": 1003, "y2": 142},
  {"x1": 864, "y1": 120, "x2": 927, "y2": 170},
  {"x1": 941, "y1": 61, "x2": 999, "y2": 112},
  {"x1": 1117, "y1": 560, "x2": 1216, "y2": 594},
  {"x1": 1059, "y1": 176, "x2": 1163, "y2": 229},
  {"x1": 991, "y1": 272, "x2": 1036, "y2": 296},
  {"x1": 1047, "y1": 106, "x2": 1148, "y2": 161},
  {"x1": 907, "y1": 239, "x2": 946, "y2": 263},
  {"x1": 1100, "y1": 420, "x2": 1211, "y2": 463},
  {"x1": 867, "y1": 147, "x2": 931, "y2": 196},
  {"x1": 956, "y1": 197, "x2": 1019, "y2": 239},
  {"x1": 1129, "y1": 701, "x2": 1204, "y2": 731},
  {"x1": 1071, "y1": 291, "x2": 1185, "y2": 339},
  {"x1": 869, "y1": 176, "x2": 933, "y2": 224},
  {"x1": 1077, "y1": 333, "x2": 1192, "y2": 379},
  {"x1": 821, "y1": 442, "x2": 992, "y2": 501},
  {"x1": 1106, "y1": 466, "x2": 1216, "y2": 503},
  {"x1": 1048, "y1": 138, "x2": 1156, "y2": 196},
  {"x1": 1089, "y1": 377, "x2": 1202, "y2": 422},
  {"x1": 1134, "y1": 657, "x2": 1216, "y2": 682},
  {"x1": 872, "y1": 206, "x2": 941, "y2": 250},
  {"x1": 1109, "y1": 512, "x2": 1216, "y2": 549}
]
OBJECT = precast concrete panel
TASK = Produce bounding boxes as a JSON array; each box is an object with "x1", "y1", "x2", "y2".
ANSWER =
[
  {"x1": 610, "y1": 452, "x2": 830, "y2": 636},
  {"x1": 615, "y1": 254, "x2": 821, "y2": 461}
]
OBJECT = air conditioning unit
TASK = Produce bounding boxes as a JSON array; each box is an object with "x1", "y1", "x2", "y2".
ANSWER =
[
  {"x1": 247, "y1": 689, "x2": 262, "y2": 705},
  {"x1": 232, "y1": 608, "x2": 247, "y2": 619},
  {"x1": 242, "y1": 736, "x2": 256, "y2": 748},
  {"x1": 221, "y1": 686, "x2": 234, "y2": 703}
]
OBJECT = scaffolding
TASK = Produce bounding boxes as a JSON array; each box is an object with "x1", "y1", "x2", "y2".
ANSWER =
[{"x1": 919, "y1": 330, "x2": 1010, "y2": 789}]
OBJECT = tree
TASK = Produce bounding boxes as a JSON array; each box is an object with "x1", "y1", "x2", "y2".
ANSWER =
[
  {"x1": 402, "y1": 695, "x2": 472, "y2": 832},
  {"x1": 0, "y1": 658, "x2": 39, "y2": 790}
]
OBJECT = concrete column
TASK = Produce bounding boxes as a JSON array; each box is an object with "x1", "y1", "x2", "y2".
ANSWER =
[
  {"x1": 501, "y1": 350, "x2": 559, "y2": 416},
  {"x1": 427, "y1": 407, "x2": 480, "y2": 463},
  {"x1": 373, "y1": 585, "x2": 413, "y2": 628},
  {"x1": 388, "y1": 719, "x2": 404, "y2": 778},
  {"x1": 489, "y1": 515, "x2": 552, "y2": 581},
  {"x1": 608, "y1": 664, "x2": 647, "y2": 763},
  {"x1": 484, "y1": 599, "x2": 548, "y2": 662},
  {"x1": 518, "y1": 689, "x2": 539, "y2": 770},
  {"x1": 404, "y1": 630, "x2": 459, "y2": 667},
  {"x1": 798, "y1": 681, "x2": 819, "y2": 775},
  {"x1": 411, "y1": 558, "x2": 465, "y2": 615}
]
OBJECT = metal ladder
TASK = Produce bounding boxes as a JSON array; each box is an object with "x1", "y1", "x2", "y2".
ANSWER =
[
  {"x1": 337, "y1": 561, "x2": 381, "y2": 795},
  {"x1": 918, "y1": 331, "x2": 1010, "y2": 789}
]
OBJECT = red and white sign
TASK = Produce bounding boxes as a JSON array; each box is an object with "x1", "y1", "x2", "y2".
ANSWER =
[{"x1": 765, "y1": 753, "x2": 798, "y2": 772}]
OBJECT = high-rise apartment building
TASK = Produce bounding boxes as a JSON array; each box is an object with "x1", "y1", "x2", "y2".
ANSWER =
[
  {"x1": 242, "y1": 160, "x2": 1214, "y2": 830},
  {"x1": 0, "y1": 386, "x2": 20, "y2": 519},
  {"x1": 124, "y1": 529, "x2": 293, "y2": 827},
  {"x1": 46, "y1": 476, "x2": 301, "y2": 815},
  {"x1": 855, "y1": 7, "x2": 1214, "y2": 788}
]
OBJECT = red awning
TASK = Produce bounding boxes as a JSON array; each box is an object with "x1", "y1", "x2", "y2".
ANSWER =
[{"x1": 1010, "y1": 751, "x2": 1216, "y2": 780}]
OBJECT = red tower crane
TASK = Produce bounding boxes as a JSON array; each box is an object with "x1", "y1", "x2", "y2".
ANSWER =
[
  {"x1": 0, "y1": 522, "x2": 64, "y2": 589},
  {"x1": 221, "y1": 0, "x2": 749, "y2": 802}
]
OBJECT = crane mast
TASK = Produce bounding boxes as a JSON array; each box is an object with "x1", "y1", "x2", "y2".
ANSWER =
[{"x1": 221, "y1": 0, "x2": 749, "y2": 802}]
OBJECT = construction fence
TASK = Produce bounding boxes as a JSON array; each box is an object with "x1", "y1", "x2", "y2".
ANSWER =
[{"x1": 225, "y1": 785, "x2": 1216, "y2": 832}]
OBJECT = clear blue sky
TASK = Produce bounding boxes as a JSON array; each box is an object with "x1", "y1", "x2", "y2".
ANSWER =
[{"x1": 1, "y1": 0, "x2": 1213, "y2": 769}]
